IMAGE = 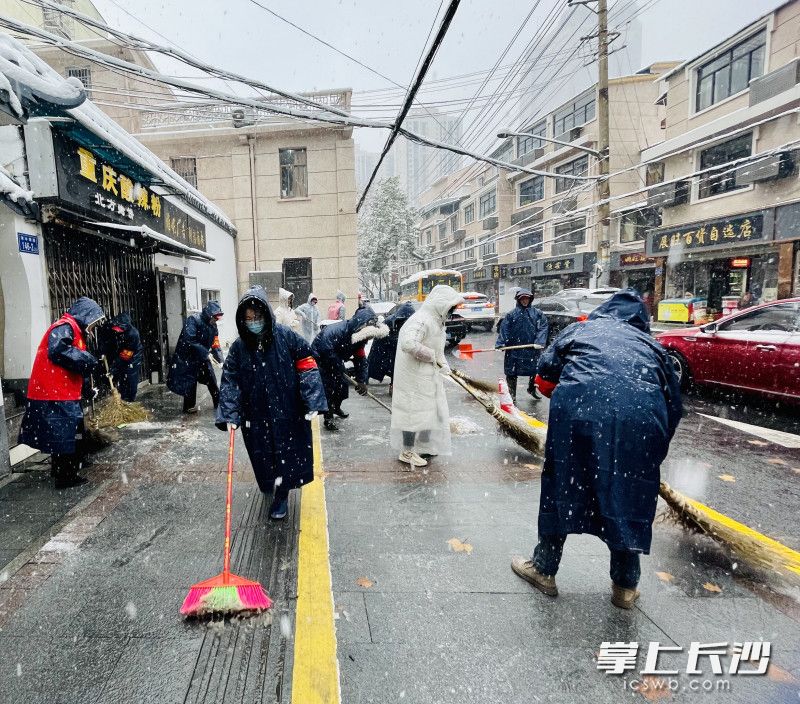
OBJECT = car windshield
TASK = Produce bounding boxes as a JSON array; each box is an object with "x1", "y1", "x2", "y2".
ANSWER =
[{"x1": 576, "y1": 295, "x2": 613, "y2": 312}]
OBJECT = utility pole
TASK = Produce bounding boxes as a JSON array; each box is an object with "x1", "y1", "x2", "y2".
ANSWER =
[{"x1": 595, "y1": 0, "x2": 612, "y2": 286}]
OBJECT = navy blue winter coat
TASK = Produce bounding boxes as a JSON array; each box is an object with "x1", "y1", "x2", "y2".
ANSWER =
[
  {"x1": 104, "y1": 313, "x2": 143, "y2": 402},
  {"x1": 167, "y1": 300, "x2": 224, "y2": 397},
  {"x1": 216, "y1": 286, "x2": 328, "y2": 493},
  {"x1": 312, "y1": 307, "x2": 377, "y2": 409},
  {"x1": 536, "y1": 289, "x2": 682, "y2": 554},
  {"x1": 19, "y1": 297, "x2": 103, "y2": 455},
  {"x1": 496, "y1": 289, "x2": 549, "y2": 376},
  {"x1": 368, "y1": 302, "x2": 415, "y2": 383}
]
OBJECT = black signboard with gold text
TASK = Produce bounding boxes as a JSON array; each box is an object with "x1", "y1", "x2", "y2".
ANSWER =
[
  {"x1": 52, "y1": 130, "x2": 206, "y2": 252},
  {"x1": 647, "y1": 213, "x2": 764, "y2": 257}
]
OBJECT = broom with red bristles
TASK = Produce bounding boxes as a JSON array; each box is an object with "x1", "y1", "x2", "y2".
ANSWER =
[{"x1": 181, "y1": 427, "x2": 273, "y2": 617}]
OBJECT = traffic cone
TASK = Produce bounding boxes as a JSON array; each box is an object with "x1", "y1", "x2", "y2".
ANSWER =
[{"x1": 498, "y1": 379, "x2": 515, "y2": 414}]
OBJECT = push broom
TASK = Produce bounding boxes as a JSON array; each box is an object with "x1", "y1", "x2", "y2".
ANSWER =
[
  {"x1": 94, "y1": 356, "x2": 150, "y2": 428},
  {"x1": 181, "y1": 427, "x2": 273, "y2": 616}
]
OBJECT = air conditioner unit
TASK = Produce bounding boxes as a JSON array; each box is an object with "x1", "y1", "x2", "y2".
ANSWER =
[
  {"x1": 511, "y1": 207, "x2": 543, "y2": 226},
  {"x1": 647, "y1": 180, "x2": 690, "y2": 208},
  {"x1": 569, "y1": 126, "x2": 582, "y2": 141},
  {"x1": 749, "y1": 58, "x2": 800, "y2": 106},
  {"x1": 513, "y1": 147, "x2": 545, "y2": 168},
  {"x1": 483, "y1": 216, "x2": 499, "y2": 230},
  {"x1": 233, "y1": 108, "x2": 256, "y2": 128},
  {"x1": 734, "y1": 151, "x2": 795, "y2": 185},
  {"x1": 452, "y1": 228, "x2": 466, "y2": 240}
]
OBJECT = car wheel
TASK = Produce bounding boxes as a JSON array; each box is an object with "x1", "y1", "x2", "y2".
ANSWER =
[{"x1": 667, "y1": 350, "x2": 691, "y2": 391}]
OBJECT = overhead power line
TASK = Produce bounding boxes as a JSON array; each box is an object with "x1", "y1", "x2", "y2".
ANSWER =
[{"x1": 356, "y1": 0, "x2": 461, "y2": 212}]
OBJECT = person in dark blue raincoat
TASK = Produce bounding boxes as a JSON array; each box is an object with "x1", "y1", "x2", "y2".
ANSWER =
[
  {"x1": 167, "y1": 300, "x2": 224, "y2": 413},
  {"x1": 19, "y1": 297, "x2": 105, "y2": 489},
  {"x1": 495, "y1": 288, "x2": 549, "y2": 401},
  {"x1": 216, "y1": 286, "x2": 328, "y2": 519},
  {"x1": 101, "y1": 313, "x2": 143, "y2": 402},
  {"x1": 511, "y1": 289, "x2": 682, "y2": 609},
  {"x1": 368, "y1": 302, "x2": 415, "y2": 392},
  {"x1": 312, "y1": 306, "x2": 388, "y2": 431}
]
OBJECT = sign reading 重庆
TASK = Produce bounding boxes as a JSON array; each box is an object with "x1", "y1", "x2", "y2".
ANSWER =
[
  {"x1": 647, "y1": 213, "x2": 764, "y2": 256},
  {"x1": 52, "y1": 130, "x2": 206, "y2": 252}
]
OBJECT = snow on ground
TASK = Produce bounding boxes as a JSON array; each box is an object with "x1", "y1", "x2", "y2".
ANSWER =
[{"x1": 449, "y1": 416, "x2": 483, "y2": 435}]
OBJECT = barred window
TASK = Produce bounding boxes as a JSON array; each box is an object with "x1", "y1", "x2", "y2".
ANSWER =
[
  {"x1": 698, "y1": 133, "x2": 752, "y2": 199},
  {"x1": 171, "y1": 157, "x2": 197, "y2": 188},
  {"x1": 66, "y1": 66, "x2": 92, "y2": 97},
  {"x1": 279, "y1": 148, "x2": 308, "y2": 199}
]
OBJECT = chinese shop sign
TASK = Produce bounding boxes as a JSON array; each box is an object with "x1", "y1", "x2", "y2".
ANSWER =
[{"x1": 647, "y1": 213, "x2": 764, "y2": 256}]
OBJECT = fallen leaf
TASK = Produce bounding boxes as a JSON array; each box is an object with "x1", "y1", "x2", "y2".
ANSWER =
[
  {"x1": 767, "y1": 457, "x2": 788, "y2": 466},
  {"x1": 355, "y1": 577, "x2": 374, "y2": 588},
  {"x1": 767, "y1": 663, "x2": 798, "y2": 684},
  {"x1": 446, "y1": 537, "x2": 473, "y2": 554},
  {"x1": 746, "y1": 439, "x2": 769, "y2": 446},
  {"x1": 702, "y1": 582, "x2": 722, "y2": 593},
  {"x1": 718, "y1": 474, "x2": 736, "y2": 483},
  {"x1": 655, "y1": 571, "x2": 674, "y2": 583},
  {"x1": 632, "y1": 675, "x2": 672, "y2": 701}
]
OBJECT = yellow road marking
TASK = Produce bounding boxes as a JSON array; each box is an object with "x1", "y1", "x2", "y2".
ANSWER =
[{"x1": 292, "y1": 417, "x2": 340, "y2": 704}]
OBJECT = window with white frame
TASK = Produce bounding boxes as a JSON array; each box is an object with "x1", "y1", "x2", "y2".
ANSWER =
[
  {"x1": 464, "y1": 238, "x2": 475, "y2": 260},
  {"x1": 519, "y1": 176, "x2": 544, "y2": 206},
  {"x1": 450, "y1": 212, "x2": 459, "y2": 233},
  {"x1": 555, "y1": 155, "x2": 589, "y2": 193},
  {"x1": 425, "y1": 229, "x2": 432, "y2": 246},
  {"x1": 201, "y1": 289, "x2": 221, "y2": 306},
  {"x1": 619, "y1": 208, "x2": 661, "y2": 243},
  {"x1": 553, "y1": 92, "x2": 596, "y2": 137},
  {"x1": 66, "y1": 66, "x2": 92, "y2": 97},
  {"x1": 480, "y1": 235, "x2": 496, "y2": 258},
  {"x1": 553, "y1": 218, "x2": 586, "y2": 255},
  {"x1": 171, "y1": 157, "x2": 197, "y2": 188},
  {"x1": 464, "y1": 202, "x2": 475, "y2": 224},
  {"x1": 518, "y1": 228, "x2": 543, "y2": 256},
  {"x1": 438, "y1": 222, "x2": 447, "y2": 241},
  {"x1": 279, "y1": 148, "x2": 308, "y2": 198},
  {"x1": 698, "y1": 133, "x2": 752, "y2": 199},
  {"x1": 695, "y1": 30, "x2": 766, "y2": 112},
  {"x1": 478, "y1": 189, "x2": 496, "y2": 218},
  {"x1": 517, "y1": 122, "x2": 547, "y2": 157}
]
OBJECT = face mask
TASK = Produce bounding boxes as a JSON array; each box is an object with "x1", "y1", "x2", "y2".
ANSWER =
[{"x1": 245, "y1": 320, "x2": 265, "y2": 334}]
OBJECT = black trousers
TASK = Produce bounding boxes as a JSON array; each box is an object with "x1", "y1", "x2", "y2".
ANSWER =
[
  {"x1": 50, "y1": 420, "x2": 88, "y2": 480},
  {"x1": 183, "y1": 366, "x2": 220, "y2": 411},
  {"x1": 506, "y1": 375, "x2": 535, "y2": 400}
]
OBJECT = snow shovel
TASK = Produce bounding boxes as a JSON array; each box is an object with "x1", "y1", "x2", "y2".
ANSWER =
[{"x1": 456, "y1": 342, "x2": 543, "y2": 360}]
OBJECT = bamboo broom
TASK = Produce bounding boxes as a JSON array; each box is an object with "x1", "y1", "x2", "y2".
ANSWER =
[{"x1": 93, "y1": 356, "x2": 150, "y2": 428}]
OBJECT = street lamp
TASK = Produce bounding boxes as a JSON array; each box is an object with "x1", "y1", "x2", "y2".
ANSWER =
[{"x1": 497, "y1": 130, "x2": 601, "y2": 158}]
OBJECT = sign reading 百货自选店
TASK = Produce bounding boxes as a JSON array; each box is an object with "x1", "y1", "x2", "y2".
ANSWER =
[{"x1": 647, "y1": 213, "x2": 765, "y2": 256}]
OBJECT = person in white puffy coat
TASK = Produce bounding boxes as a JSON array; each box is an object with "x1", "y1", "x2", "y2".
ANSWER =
[
  {"x1": 390, "y1": 284, "x2": 464, "y2": 467},
  {"x1": 274, "y1": 287, "x2": 301, "y2": 332}
]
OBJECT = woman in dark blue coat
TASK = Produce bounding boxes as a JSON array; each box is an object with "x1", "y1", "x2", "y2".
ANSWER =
[
  {"x1": 216, "y1": 286, "x2": 328, "y2": 520},
  {"x1": 495, "y1": 288, "x2": 549, "y2": 401},
  {"x1": 368, "y1": 302, "x2": 415, "y2": 390},
  {"x1": 103, "y1": 313, "x2": 143, "y2": 402},
  {"x1": 511, "y1": 290, "x2": 682, "y2": 609},
  {"x1": 312, "y1": 307, "x2": 387, "y2": 431},
  {"x1": 167, "y1": 300, "x2": 224, "y2": 413}
]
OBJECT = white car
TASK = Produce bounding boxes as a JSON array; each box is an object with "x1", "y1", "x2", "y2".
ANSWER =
[{"x1": 456, "y1": 291, "x2": 496, "y2": 331}]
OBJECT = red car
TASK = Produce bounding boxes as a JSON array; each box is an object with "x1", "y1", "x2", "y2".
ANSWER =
[{"x1": 656, "y1": 297, "x2": 800, "y2": 402}]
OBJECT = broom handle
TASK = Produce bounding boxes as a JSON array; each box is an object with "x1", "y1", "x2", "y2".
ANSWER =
[
  {"x1": 343, "y1": 374, "x2": 392, "y2": 413},
  {"x1": 469, "y1": 343, "x2": 544, "y2": 353},
  {"x1": 223, "y1": 426, "x2": 236, "y2": 581}
]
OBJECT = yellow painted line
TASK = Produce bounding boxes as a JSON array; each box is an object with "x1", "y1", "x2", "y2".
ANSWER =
[{"x1": 292, "y1": 417, "x2": 340, "y2": 704}]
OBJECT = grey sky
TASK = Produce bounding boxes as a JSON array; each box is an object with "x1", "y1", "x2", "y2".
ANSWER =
[{"x1": 92, "y1": 0, "x2": 781, "y2": 151}]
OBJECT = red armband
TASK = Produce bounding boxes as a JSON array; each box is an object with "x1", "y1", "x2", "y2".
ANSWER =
[
  {"x1": 354, "y1": 347, "x2": 366, "y2": 359},
  {"x1": 295, "y1": 356, "x2": 317, "y2": 371},
  {"x1": 535, "y1": 374, "x2": 557, "y2": 398},
  {"x1": 112, "y1": 326, "x2": 124, "y2": 333},
  {"x1": 119, "y1": 349, "x2": 134, "y2": 361},
  {"x1": 212, "y1": 336, "x2": 221, "y2": 349}
]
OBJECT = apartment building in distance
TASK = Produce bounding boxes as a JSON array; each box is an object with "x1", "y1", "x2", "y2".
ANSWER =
[{"x1": 642, "y1": 0, "x2": 800, "y2": 320}]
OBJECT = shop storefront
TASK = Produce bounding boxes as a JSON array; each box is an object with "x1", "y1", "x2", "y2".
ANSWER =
[
  {"x1": 609, "y1": 251, "x2": 657, "y2": 316},
  {"x1": 531, "y1": 252, "x2": 596, "y2": 299},
  {"x1": 647, "y1": 210, "x2": 781, "y2": 321}
]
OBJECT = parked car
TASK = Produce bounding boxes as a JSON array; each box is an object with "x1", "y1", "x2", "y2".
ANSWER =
[
  {"x1": 399, "y1": 301, "x2": 467, "y2": 349},
  {"x1": 533, "y1": 292, "x2": 616, "y2": 343},
  {"x1": 656, "y1": 298, "x2": 800, "y2": 402},
  {"x1": 455, "y1": 291, "x2": 496, "y2": 331}
]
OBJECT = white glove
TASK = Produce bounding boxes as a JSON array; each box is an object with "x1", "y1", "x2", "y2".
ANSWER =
[
  {"x1": 413, "y1": 345, "x2": 436, "y2": 364},
  {"x1": 91, "y1": 387, "x2": 99, "y2": 400},
  {"x1": 304, "y1": 411, "x2": 318, "y2": 421},
  {"x1": 227, "y1": 423, "x2": 238, "y2": 431}
]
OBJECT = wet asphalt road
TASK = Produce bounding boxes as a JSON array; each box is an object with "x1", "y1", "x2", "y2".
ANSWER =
[{"x1": 323, "y1": 328, "x2": 800, "y2": 703}]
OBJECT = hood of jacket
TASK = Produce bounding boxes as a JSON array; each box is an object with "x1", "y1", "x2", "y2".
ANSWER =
[
  {"x1": 67, "y1": 297, "x2": 104, "y2": 330},
  {"x1": 235, "y1": 286, "x2": 275, "y2": 348},
  {"x1": 421, "y1": 285, "x2": 464, "y2": 324},
  {"x1": 278, "y1": 287, "x2": 294, "y2": 308},
  {"x1": 306, "y1": 292, "x2": 318, "y2": 305},
  {"x1": 346, "y1": 305, "x2": 378, "y2": 336},
  {"x1": 351, "y1": 320, "x2": 390, "y2": 345},
  {"x1": 202, "y1": 299, "x2": 223, "y2": 323},
  {"x1": 336, "y1": 290, "x2": 346, "y2": 303},
  {"x1": 388, "y1": 302, "x2": 416, "y2": 326},
  {"x1": 111, "y1": 312, "x2": 134, "y2": 332},
  {"x1": 514, "y1": 288, "x2": 533, "y2": 307},
  {"x1": 588, "y1": 288, "x2": 651, "y2": 332}
]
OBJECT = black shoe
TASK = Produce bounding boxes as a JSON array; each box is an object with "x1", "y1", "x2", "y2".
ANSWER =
[
  {"x1": 54, "y1": 475, "x2": 89, "y2": 490},
  {"x1": 528, "y1": 387, "x2": 542, "y2": 400},
  {"x1": 269, "y1": 497, "x2": 288, "y2": 520},
  {"x1": 332, "y1": 407, "x2": 349, "y2": 419},
  {"x1": 323, "y1": 417, "x2": 338, "y2": 431}
]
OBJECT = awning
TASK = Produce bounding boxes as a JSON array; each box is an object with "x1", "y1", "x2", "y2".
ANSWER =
[{"x1": 86, "y1": 221, "x2": 215, "y2": 261}]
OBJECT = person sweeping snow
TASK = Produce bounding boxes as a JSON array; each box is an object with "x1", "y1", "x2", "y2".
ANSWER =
[
  {"x1": 390, "y1": 285, "x2": 464, "y2": 467},
  {"x1": 274, "y1": 287, "x2": 301, "y2": 332},
  {"x1": 216, "y1": 286, "x2": 328, "y2": 520},
  {"x1": 510, "y1": 289, "x2": 682, "y2": 609},
  {"x1": 295, "y1": 292, "x2": 321, "y2": 343},
  {"x1": 101, "y1": 312, "x2": 143, "y2": 402}
]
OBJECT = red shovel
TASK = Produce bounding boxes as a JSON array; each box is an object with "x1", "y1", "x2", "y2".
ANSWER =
[{"x1": 456, "y1": 342, "x2": 543, "y2": 360}]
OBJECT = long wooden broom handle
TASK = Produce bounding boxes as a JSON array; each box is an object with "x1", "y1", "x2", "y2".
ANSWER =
[
  {"x1": 342, "y1": 374, "x2": 393, "y2": 413},
  {"x1": 468, "y1": 343, "x2": 544, "y2": 354},
  {"x1": 223, "y1": 426, "x2": 236, "y2": 581}
]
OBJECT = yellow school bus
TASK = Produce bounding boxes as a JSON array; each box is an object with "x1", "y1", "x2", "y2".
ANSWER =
[{"x1": 399, "y1": 269, "x2": 464, "y2": 302}]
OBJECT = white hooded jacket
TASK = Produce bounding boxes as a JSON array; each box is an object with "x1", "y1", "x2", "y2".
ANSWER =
[
  {"x1": 390, "y1": 285, "x2": 464, "y2": 455},
  {"x1": 295, "y1": 292, "x2": 321, "y2": 343},
  {"x1": 274, "y1": 287, "x2": 301, "y2": 331}
]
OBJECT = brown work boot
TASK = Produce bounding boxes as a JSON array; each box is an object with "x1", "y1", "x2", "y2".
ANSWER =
[
  {"x1": 511, "y1": 556, "x2": 558, "y2": 596},
  {"x1": 611, "y1": 583, "x2": 640, "y2": 609}
]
